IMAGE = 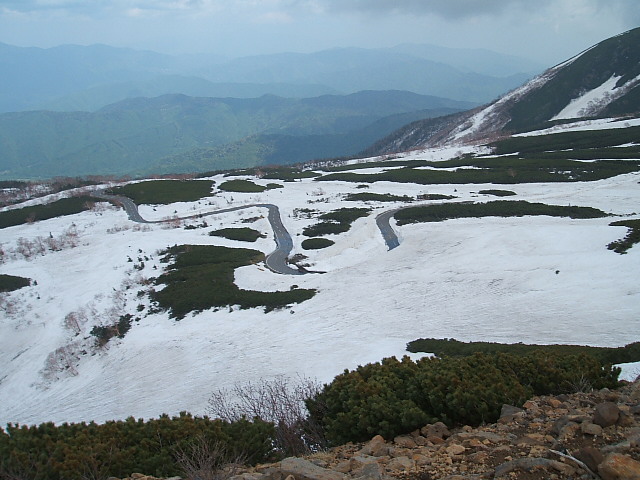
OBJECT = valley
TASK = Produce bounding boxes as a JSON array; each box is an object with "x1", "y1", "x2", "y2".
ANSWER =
[{"x1": 1, "y1": 116, "x2": 639, "y2": 427}]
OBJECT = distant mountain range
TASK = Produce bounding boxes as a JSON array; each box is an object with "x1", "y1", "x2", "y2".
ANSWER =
[
  {"x1": 0, "y1": 42, "x2": 542, "y2": 113},
  {"x1": 365, "y1": 27, "x2": 640, "y2": 156},
  {"x1": 0, "y1": 91, "x2": 473, "y2": 179},
  {"x1": 4, "y1": 28, "x2": 639, "y2": 180}
]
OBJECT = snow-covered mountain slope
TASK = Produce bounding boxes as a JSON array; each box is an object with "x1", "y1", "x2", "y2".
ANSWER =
[
  {"x1": 365, "y1": 27, "x2": 640, "y2": 155},
  {"x1": 1, "y1": 138, "x2": 639, "y2": 427}
]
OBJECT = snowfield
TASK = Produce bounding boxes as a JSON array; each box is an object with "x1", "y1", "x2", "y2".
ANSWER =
[{"x1": 1, "y1": 141, "x2": 639, "y2": 427}]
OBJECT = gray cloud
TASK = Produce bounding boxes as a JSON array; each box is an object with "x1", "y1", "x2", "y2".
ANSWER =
[
  {"x1": 302, "y1": 0, "x2": 550, "y2": 19},
  {"x1": 301, "y1": 0, "x2": 639, "y2": 24}
]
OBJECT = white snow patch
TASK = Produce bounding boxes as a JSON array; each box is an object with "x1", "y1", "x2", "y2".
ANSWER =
[
  {"x1": 552, "y1": 75, "x2": 622, "y2": 120},
  {"x1": 1, "y1": 164, "x2": 639, "y2": 427},
  {"x1": 515, "y1": 117, "x2": 640, "y2": 137}
]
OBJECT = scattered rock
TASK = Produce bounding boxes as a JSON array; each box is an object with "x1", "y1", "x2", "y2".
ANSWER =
[
  {"x1": 280, "y1": 457, "x2": 347, "y2": 480},
  {"x1": 574, "y1": 446, "x2": 605, "y2": 473},
  {"x1": 598, "y1": 453, "x2": 640, "y2": 480},
  {"x1": 594, "y1": 402, "x2": 621, "y2": 428},
  {"x1": 113, "y1": 379, "x2": 640, "y2": 480},
  {"x1": 581, "y1": 421, "x2": 604, "y2": 436}
]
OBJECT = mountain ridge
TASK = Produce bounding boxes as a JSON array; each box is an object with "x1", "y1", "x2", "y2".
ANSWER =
[
  {"x1": 0, "y1": 42, "x2": 540, "y2": 113},
  {"x1": 364, "y1": 27, "x2": 640, "y2": 156}
]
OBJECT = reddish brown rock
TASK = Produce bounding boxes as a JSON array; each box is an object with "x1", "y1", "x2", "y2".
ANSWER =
[
  {"x1": 598, "y1": 453, "x2": 640, "y2": 480},
  {"x1": 594, "y1": 402, "x2": 621, "y2": 428}
]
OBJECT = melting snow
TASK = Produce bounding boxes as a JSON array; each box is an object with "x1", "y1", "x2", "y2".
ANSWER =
[
  {"x1": 552, "y1": 75, "x2": 623, "y2": 120},
  {"x1": 0, "y1": 146, "x2": 639, "y2": 426}
]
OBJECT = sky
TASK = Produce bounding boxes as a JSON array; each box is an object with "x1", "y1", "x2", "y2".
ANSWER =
[{"x1": 0, "y1": 0, "x2": 639, "y2": 65}]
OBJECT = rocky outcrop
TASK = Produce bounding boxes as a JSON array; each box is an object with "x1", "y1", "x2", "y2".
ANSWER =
[{"x1": 113, "y1": 379, "x2": 640, "y2": 480}]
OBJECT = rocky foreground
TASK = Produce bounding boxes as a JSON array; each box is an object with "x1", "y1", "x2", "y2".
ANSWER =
[{"x1": 114, "y1": 379, "x2": 640, "y2": 480}]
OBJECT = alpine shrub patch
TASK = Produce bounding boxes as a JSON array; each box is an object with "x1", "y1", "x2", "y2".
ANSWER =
[
  {"x1": 301, "y1": 238, "x2": 335, "y2": 250},
  {"x1": 394, "y1": 200, "x2": 607, "y2": 225},
  {"x1": 344, "y1": 192, "x2": 414, "y2": 203},
  {"x1": 0, "y1": 196, "x2": 95, "y2": 229},
  {"x1": 0, "y1": 414, "x2": 275, "y2": 479},
  {"x1": 406, "y1": 338, "x2": 640, "y2": 365},
  {"x1": 607, "y1": 218, "x2": 640, "y2": 254},
  {"x1": 209, "y1": 227, "x2": 267, "y2": 242},
  {"x1": 0, "y1": 274, "x2": 31, "y2": 292},
  {"x1": 302, "y1": 208, "x2": 370, "y2": 237},
  {"x1": 109, "y1": 180, "x2": 214, "y2": 204},
  {"x1": 306, "y1": 353, "x2": 620, "y2": 445},
  {"x1": 218, "y1": 179, "x2": 267, "y2": 193},
  {"x1": 478, "y1": 189, "x2": 517, "y2": 197},
  {"x1": 151, "y1": 245, "x2": 315, "y2": 318}
]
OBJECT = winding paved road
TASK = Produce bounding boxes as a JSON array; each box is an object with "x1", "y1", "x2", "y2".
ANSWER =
[
  {"x1": 94, "y1": 191, "x2": 405, "y2": 267},
  {"x1": 92, "y1": 192, "x2": 304, "y2": 275},
  {"x1": 375, "y1": 208, "x2": 402, "y2": 251}
]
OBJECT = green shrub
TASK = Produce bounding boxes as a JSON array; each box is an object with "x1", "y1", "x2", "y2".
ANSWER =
[
  {"x1": 209, "y1": 227, "x2": 266, "y2": 242},
  {"x1": 417, "y1": 193, "x2": 456, "y2": 200},
  {"x1": 607, "y1": 219, "x2": 640, "y2": 254},
  {"x1": 302, "y1": 222, "x2": 350, "y2": 237},
  {"x1": 478, "y1": 189, "x2": 516, "y2": 197},
  {"x1": 90, "y1": 315, "x2": 134, "y2": 347},
  {"x1": 109, "y1": 180, "x2": 214, "y2": 205},
  {"x1": 301, "y1": 238, "x2": 335, "y2": 250},
  {"x1": 0, "y1": 413, "x2": 275, "y2": 479},
  {"x1": 306, "y1": 352, "x2": 620, "y2": 445},
  {"x1": 151, "y1": 245, "x2": 315, "y2": 318},
  {"x1": 218, "y1": 180, "x2": 266, "y2": 193},
  {"x1": 344, "y1": 192, "x2": 414, "y2": 203},
  {"x1": 394, "y1": 200, "x2": 607, "y2": 225},
  {"x1": 406, "y1": 338, "x2": 640, "y2": 367},
  {"x1": 0, "y1": 274, "x2": 31, "y2": 292},
  {"x1": 316, "y1": 158, "x2": 640, "y2": 185},
  {"x1": 302, "y1": 208, "x2": 370, "y2": 237},
  {"x1": 0, "y1": 196, "x2": 95, "y2": 229}
]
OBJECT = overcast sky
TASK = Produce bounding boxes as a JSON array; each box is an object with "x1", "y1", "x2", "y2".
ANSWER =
[{"x1": 1, "y1": 0, "x2": 638, "y2": 66}]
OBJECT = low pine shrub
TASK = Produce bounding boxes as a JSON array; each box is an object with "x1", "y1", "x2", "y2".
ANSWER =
[
  {"x1": 209, "y1": 227, "x2": 266, "y2": 242},
  {"x1": 301, "y1": 238, "x2": 335, "y2": 250},
  {"x1": 607, "y1": 219, "x2": 640, "y2": 254},
  {"x1": 306, "y1": 352, "x2": 620, "y2": 445},
  {"x1": 0, "y1": 274, "x2": 31, "y2": 292},
  {"x1": 0, "y1": 414, "x2": 275, "y2": 479},
  {"x1": 109, "y1": 180, "x2": 214, "y2": 204}
]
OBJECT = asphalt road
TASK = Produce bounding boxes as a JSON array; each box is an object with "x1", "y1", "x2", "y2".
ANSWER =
[
  {"x1": 92, "y1": 192, "x2": 304, "y2": 275},
  {"x1": 375, "y1": 208, "x2": 401, "y2": 250}
]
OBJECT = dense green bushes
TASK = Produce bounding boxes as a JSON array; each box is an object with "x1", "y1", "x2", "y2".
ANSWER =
[
  {"x1": 394, "y1": 200, "x2": 607, "y2": 225},
  {"x1": 306, "y1": 353, "x2": 620, "y2": 445},
  {"x1": 218, "y1": 179, "x2": 267, "y2": 193},
  {"x1": 490, "y1": 126, "x2": 640, "y2": 155},
  {"x1": 406, "y1": 338, "x2": 640, "y2": 365},
  {"x1": 316, "y1": 158, "x2": 640, "y2": 185},
  {"x1": 209, "y1": 227, "x2": 266, "y2": 242},
  {"x1": 0, "y1": 274, "x2": 31, "y2": 292},
  {"x1": 0, "y1": 413, "x2": 275, "y2": 480},
  {"x1": 109, "y1": 180, "x2": 214, "y2": 204},
  {"x1": 478, "y1": 189, "x2": 516, "y2": 197},
  {"x1": 607, "y1": 218, "x2": 640, "y2": 254},
  {"x1": 302, "y1": 208, "x2": 370, "y2": 237},
  {"x1": 301, "y1": 238, "x2": 335, "y2": 250},
  {"x1": 151, "y1": 245, "x2": 315, "y2": 318},
  {"x1": 344, "y1": 192, "x2": 414, "y2": 202},
  {"x1": 0, "y1": 196, "x2": 94, "y2": 229}
]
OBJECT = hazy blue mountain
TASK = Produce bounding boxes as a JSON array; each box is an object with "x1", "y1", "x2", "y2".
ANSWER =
[
  {"x1": 41, "y1": 76, "x2": 340, "y2": 112},
  {"x1": 386, "y1": 43, "x2": 545, "y2": 77},
  {"x1": 0, "y1": 42, "x2": 542, "y2": 113},
  {"x1": 0, "y1": 91, "x2": 474, "y2": 179},
  {"x1": 198, "y1": 47, "x2": 534, "y2": 103}
]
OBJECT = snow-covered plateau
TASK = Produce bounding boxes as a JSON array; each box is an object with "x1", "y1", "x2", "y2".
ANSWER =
[{"x1": 0, "y1": 138, "x2": 639, "y2": 427}]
